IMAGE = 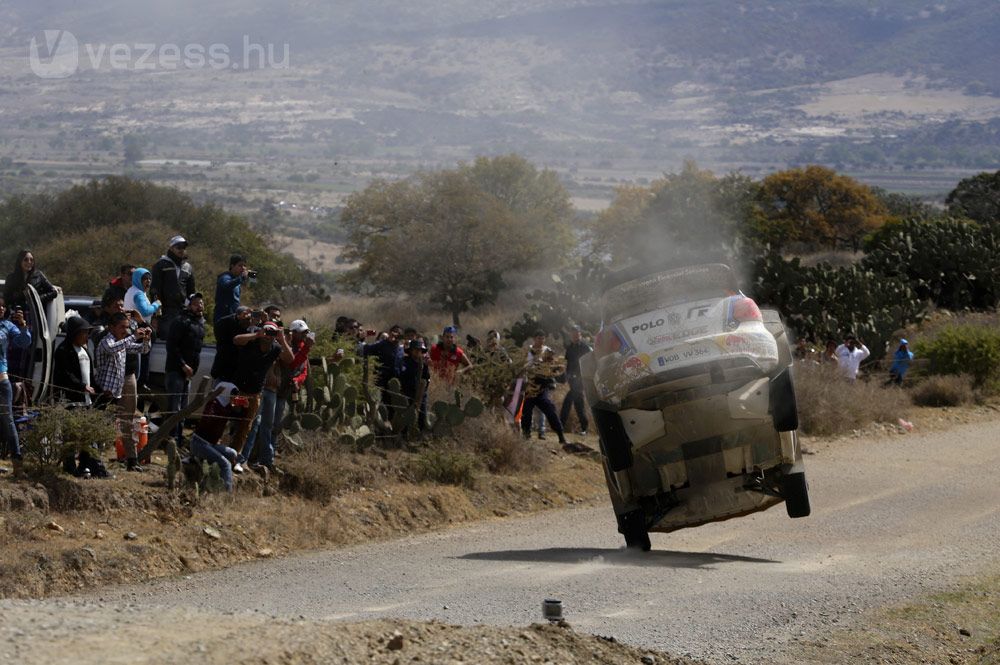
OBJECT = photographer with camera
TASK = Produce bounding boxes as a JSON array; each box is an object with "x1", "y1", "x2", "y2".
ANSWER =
[
  {"x1": 94, "y1": 312, "x2": 151, "y2": 471},
  {"x1": 230, "y1": 320, "x2": 294, "y2": 472},
  {"x1": 214, "y1": 254, "x2": 256, "y2": 323}
]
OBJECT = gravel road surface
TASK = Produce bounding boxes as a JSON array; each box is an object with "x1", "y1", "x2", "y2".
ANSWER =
[{"x1": 4, "y1": 420, "x2": 1000, "y2": 663}]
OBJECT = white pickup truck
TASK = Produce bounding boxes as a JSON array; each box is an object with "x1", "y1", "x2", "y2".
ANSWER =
[{"x1": 3, "y1": 281, "x2": 215, "y2": 409}]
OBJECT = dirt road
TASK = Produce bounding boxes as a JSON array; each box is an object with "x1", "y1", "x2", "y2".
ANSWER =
[{"x1": 4, "y1": 419, "x2": 1000, "y2": 664}]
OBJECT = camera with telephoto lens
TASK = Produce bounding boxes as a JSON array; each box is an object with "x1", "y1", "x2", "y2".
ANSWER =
[{"x1": 247, "y1": 270, "x2": 258, "y2": 284}]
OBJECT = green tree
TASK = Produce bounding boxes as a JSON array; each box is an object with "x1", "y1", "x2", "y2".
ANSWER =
[
  {"x1": 946, "y1": 170, "x2": 1000, "y2": 226},
  {"x1": 460, "y1": 154, "x2": 574, "y2": 267},
  {"x1": 0, "y1": 177, "x2": 305, "y2": 306},
  {"x1": 341, "y1": 171, "x2": 522, "y2": 327},
  {"x1": 590, "y1": 161, "x2": 757, "y2": 269},
  {"x1": 750, "y1": 165, "x2": 889, "y2": 251},
  {"x1": 340, "y1": 156, "x2": 575, "y2": 326}
]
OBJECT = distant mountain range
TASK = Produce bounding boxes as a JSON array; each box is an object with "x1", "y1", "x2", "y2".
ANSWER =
[{"x1": 2, "y1": 0, "x2": 999, "y2": 169}]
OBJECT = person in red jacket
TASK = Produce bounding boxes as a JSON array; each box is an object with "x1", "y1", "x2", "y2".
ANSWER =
[
  {"x1": 429, "y1": 326, "x2": 472, "y2": 383},
  {"x1": 190, "y1": 383, "x2": 245, "y2": 492}
]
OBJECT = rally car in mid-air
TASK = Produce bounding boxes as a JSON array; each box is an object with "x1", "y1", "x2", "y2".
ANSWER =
[{"x1": 580, "y1": 263, "x2": 810, "y2": 551}]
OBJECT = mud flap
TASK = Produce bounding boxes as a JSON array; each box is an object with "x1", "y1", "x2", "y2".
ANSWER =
[
  {"x1": 769, "y1": 367, "x2": 799, "y2": 432},
  {"x1": 592, "y1": 405, "x2": 633, "y2": 472}
]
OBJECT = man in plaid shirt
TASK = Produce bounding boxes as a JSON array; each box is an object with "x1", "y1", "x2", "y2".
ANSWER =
[{"x1": 95, "y1": 312, "x2": 151, "y2": 471}]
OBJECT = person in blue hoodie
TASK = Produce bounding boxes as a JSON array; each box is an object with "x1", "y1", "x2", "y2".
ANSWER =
[
  {"x1": 123, "y1": 268, "x2": 161, "y2": 323},
  {"x1": 887, "y1": 338, "x2": 915, "y2": 386},
  {"x1": 0, "y1": 295, "x2": 32, "y2": 475},
  {"x1": 123, "y1": 267, "x2": 160, "y2": 390}
]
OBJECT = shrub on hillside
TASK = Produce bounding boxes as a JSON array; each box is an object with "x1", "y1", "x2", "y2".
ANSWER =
[
  {"x1": 909, "y1": 375, "x2": 976, "y2": 407},
  {"x1": 408, "y1": 445, "x2": 479, "y2": 488},
  {"x1": 913, "y1": 325, "x2": 1000, "y2": 390},
  {"x1": 793, "y1": 362, "x2": 911, "y2": 436},
  {"x1": 21, "y1": 406, "x2": 116, "y2": 473}
]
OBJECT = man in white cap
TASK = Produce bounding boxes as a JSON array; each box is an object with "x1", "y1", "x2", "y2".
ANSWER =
[
  {"x1": 151, "y1": 235, "x2": 196, "y2": 333},
  {"x1": 255, "y1": 318, "x2": 313, "y2": 470}
]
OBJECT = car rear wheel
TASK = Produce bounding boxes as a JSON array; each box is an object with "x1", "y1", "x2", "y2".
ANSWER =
[
  {"x1": 618, "y1": 509, "x2": 651, "y2": 551},
  {"x1": 770, "y1": 368, "x2": 799, "y2": 432},
  {"x1": 783, "y1": 472, "x2": 811, "y2": 518}
]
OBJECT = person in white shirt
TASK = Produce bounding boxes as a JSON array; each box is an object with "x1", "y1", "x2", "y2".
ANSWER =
[{"x1": 835, "y1": 335, "x2": 870, "y2": 381}]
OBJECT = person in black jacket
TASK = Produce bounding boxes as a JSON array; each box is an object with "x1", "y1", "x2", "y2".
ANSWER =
[
  {"x1": 4, "y1": 249, "x2": 58, "y2": 381},
  {"x1": 53, "y1": 316, "x2": 96, "y2": 404},
  {"x1": 164, "y1": 293, "x2": 206, "y2": 449},
  {"x1": 559, "y1": 326, "x2": 592, "y2": 435},
  {"x1": 150, "y1": 235, "x2": 195, "y2": 333},
  {"x1": 210, "y1": 306, "x2": 253, "y2": 383},
  {"x1": 3, "y1": 249, "x2": 58, "y2": 310},
  {"x1": 399, "y1": 339, "x2": 430, "y2": 432}
]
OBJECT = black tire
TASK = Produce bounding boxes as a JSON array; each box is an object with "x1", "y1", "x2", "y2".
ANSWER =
[
  {"x1": 618, "y1": 509, "x2": 651, "y2": 551},
  {"x1": 770, "y1": 368, "x2": 799, "y2": 432},
  {"x1": 591, "y1": 406, "x2": 633, "y2": 472},
  {"x1": 783, "y1": 472, "x2": 811, "y2": 518},
  {"x1": 624, "y1": 529, "x2": 651, "y2": 552}
]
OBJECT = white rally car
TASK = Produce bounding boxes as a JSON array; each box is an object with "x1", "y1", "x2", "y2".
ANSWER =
[{"x1": 580, "y1": 263, "x2": 809, "y2": 551}]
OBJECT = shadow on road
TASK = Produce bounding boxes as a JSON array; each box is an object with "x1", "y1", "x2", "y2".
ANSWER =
[{"x1": 457, "y1": 547, "x2": 778, "y2": 569}]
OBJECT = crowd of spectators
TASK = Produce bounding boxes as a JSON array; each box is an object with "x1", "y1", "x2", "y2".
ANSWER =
[
  {"x1": 794, "y1": 333, "x2": 913, "y2": 384},
  {"x1": 0, "y1": 239, "x2": 595, "y2": 485}
]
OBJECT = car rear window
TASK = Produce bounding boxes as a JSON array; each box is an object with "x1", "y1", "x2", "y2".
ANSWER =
[{"x1": 602, "y1": 264, "x2": 738, "y2": 322}]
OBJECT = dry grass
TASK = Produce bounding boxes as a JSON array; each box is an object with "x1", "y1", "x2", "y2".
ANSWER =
[
  {"x1": 794, "y1": 362, "x2": 911, "y2": 436},
  {"x1": 279, "y1": 434, "x2": 383, "y2": 503},
  {"x1": 297, "y1": 269, "x2": 567, "y2": 340},
  {"x1": 909, "y1": 375, "x2": 976, "y2": 407}
]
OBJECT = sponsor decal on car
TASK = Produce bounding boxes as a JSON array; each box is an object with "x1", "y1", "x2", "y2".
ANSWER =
[
  {"x1": 713, "y1": 331, "x2": 777, "y2": 357},
  {"x1": 645, "y1": 325, "x2": 710, "y2": 348}
]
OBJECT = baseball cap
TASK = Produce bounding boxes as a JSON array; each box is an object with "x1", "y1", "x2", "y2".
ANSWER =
[
  {"x1": 262, "y1": 321, "x2": 280, "y2": 333},
  {"x1": 289, "y1": 319, "x2": 309, "y2": 332},
  {"x1": 184, "y1": 291, "x2": 204, "y2": 307},
  {"x1": 899, "y1": 338, "x2": 908, "y2": 345},
  {"x1": 442, "y1": 325, "x2": 458, "y2": 335},
  {"x1": 169, "y1": 235, "x2": 188, "y2": 247}
]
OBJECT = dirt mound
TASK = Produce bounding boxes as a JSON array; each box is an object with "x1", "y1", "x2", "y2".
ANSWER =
[
  {"x1": 0, "y1": 447, "x2": 607, "y2": 599},
  {"x1": 1, "y1": 600, "x2": 702, "y2": 665}
]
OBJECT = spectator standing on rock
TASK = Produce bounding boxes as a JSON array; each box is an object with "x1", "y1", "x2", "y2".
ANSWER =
[
  {"x1": 521, "y1": 348, "x2": 568, "y2": 445},
  {"x1": 151, "y1": 236, "x2": 195, "y2": 332},
  {"x1": 835, "y1": 334, "x2": 870, "y2": 381},
  {"x1": 887, "y1": 339, "x2": 914, "y2": 386},
  {"x1": 214, "y1": 254, "x2": 250, "y2": 323},
  {"x1": 94, "y1": 312, "x2": 151, "y2": 471},
  {"x1": 165, "y1": 293, "x2": 206, "y2": 450},
  {"x1": 0, "y1": 299, "x2": 31, "y2": 476},
  {"x1": 560, "y1": 326, "x2": 592, "y2": 435},
  {"x1": 231, "y1": 321, "x2": 294, "y2": 473},
  {"x1": 52, "y1": 316, "x2": 95, "y2": 405},
  {"x1": 430, "y1": 326, "x2": 472, "y2": 383}
]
